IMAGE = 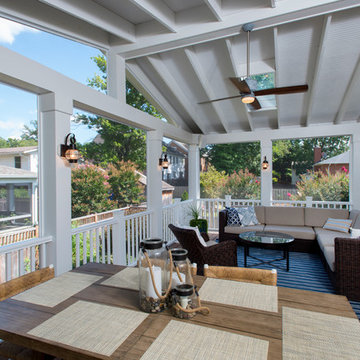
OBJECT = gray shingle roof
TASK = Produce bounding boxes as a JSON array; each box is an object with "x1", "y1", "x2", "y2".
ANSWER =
[
  {"x1": 0, "y1": 165, "x2": 37, "y2": 178},
  {"x1": 0, "y1": 146, "x2": 37, "y2": 155}
]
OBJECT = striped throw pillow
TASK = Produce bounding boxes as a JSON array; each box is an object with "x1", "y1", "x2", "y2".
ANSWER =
[{"x1": 323, "y1": 218, "x2": 352, "y2": 233}]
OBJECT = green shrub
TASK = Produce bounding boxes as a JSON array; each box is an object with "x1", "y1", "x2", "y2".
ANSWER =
[
  {"x1": 291, "y1": 169, "x2": 349, "y2": 202},
  {"x1": 222, "y1": 169, "x2": 260, "y2": 199},
  {"x1": 181, "y1": 191, "x2": 188, "y2": 201}
]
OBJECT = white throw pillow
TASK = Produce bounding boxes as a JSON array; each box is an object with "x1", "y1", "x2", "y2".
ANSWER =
[
  {"x1": 323, "y1": 218, "x2": 352, "y2": 233},
  {"x1": 176, "y1": 224, "x2": 208, "y2": 247},
  {"x1": 236, "y1": 206, "x2": 259, "y2": 226}
]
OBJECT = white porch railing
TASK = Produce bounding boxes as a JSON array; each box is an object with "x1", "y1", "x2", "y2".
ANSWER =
[
  {"x1": 271, "y1": 196, "x2": 350, "y2": 209},
  {"x1": 0, "y1": 226, "x2": 38, "y2": 246},
  {"x1": 71, "y1": 209, "x2": 153, "y2": 268},
  {"x1": 162, "y1": 199, "x2": 193, "y2": 243},
  {"x1": 0, "y1": 236, "x2": 52, "y2": 283}
]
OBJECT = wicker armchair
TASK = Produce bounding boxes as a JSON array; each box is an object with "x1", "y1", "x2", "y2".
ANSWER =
[
  {"x1": 203, "y1": 265, "x2": 277, "y2": 286},
  {"x1": 168, "y1": 224, "x2": 237, "y2": 275},
  {"x1": 335, "y1": 237, "x2": 360, "y2": 301}
]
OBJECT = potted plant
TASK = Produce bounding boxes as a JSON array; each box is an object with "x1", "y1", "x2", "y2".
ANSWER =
[{"x1": 188, "y1": 205, "x2": 208, "y2": 234}]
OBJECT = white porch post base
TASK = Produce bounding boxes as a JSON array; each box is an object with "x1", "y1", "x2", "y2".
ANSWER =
[
  {"x1": 38, "y1": 93, "x2": 73, "y2": 276},
  {"x1": 261, "y1": 140, "x2": 272, "y2": 206},
  {"x1": 146, "y1": 130, "x2": 163, "y2": 238},
  {"x1": 188, "y1": 144, "x2": 200, "y2": 200}
]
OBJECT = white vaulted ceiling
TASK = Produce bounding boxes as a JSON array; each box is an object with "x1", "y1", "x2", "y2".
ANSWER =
[{"x1": 0, "y1": 0, "x2": 359, "y2": 137}]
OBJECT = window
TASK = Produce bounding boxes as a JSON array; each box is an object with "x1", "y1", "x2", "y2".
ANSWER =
[{"x1": 14, "y1": 156, "x2": 21, "y2": 168}]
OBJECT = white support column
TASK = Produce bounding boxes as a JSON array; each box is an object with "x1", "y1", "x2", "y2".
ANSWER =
[
  {"x1": 6, "y1": 184, "x2": 15, "y2": 213},
  {"x1": 350, "y1": 133, "x2": 360, "y2": 210},
  {"x1": 107, "y1": 50, "x2": 126, "y2": 103},
  {"x1": 188, "y1": 144, "x2": 200, "y2": 201},
  {"x1": 261, "y1": 140, "x2": 273, "y2": 206},
  {"x1": 38, "y1": 93, "x2": 73, "y2": 276},
  {"x1": 146, "y1": 130, "x2": 163, "y2": 238}
]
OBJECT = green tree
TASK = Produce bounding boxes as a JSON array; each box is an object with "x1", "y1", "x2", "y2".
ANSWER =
[
  {"x1": 203, "y1": 142, "x2": 260, "y2": 176},
  {"x1": 107, "y1": 162, "x2": 144, "y2": 207},
  {"x1": 0, "y1": 137, "x2": 37, "y2": 148},
  {"x1": 21, "y1": 120, "x2": 38, "y2": 142},
  {"x1": 272, "y1": 136, "x2": 350, "y2": 183},
  {"x1": 200, "y1": 165, "x2": 227, "y2": 198},
  {"x1": 76, "y1": 54, "x2": 164, "y2": 170}
]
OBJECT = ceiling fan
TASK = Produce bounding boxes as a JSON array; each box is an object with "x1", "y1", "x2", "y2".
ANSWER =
[{"x1": 198, "y1": 23, "x2": 308, "y2": 110}]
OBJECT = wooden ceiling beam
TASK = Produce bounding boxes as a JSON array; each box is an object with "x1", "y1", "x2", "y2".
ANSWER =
[
  {"x1": 306, "y1": 15, "x2": 332, "y2": 126},
  {"x1": 128, "y1": 0, "x2": 176, "y2": 32}
]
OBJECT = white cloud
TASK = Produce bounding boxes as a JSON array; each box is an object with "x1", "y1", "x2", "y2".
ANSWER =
[
  {"x1": 0, "y1": 18, "x2": 38, "y2": 45},
  {"x1": 0, "y1": 119, "x2": 25, "y2": 139}
]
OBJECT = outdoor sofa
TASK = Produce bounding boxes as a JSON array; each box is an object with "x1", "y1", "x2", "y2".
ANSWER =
[{"x1": 219, "y1": 206, "x2": 360, "y2": 301}]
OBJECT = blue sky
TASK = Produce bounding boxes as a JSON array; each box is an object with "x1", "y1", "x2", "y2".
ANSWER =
[{"x1": 0, "y1": 18, "x2": 100, "y2": 143}]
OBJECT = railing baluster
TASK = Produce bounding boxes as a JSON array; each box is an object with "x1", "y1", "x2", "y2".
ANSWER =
[
  {"x1": 127, "y1": 219, "x2": 131, "y2": 265},
  {"x1": 19, "y1": 249, "x2": 24, "y2": 276},
  {"x1": 101, "y1": 226, "x2": 105, "y2": 264},
  {"x1": 107, "y1": 225, "x2": 111, "y2": 264},
  {"x1": 6, "y1": 253, "x2": 12, "y2": 281},
  {"x1": 76, "y1": 233, "x2": 80, "y2": 268},
  {"x1": 83, "y1": 231, "x2": 87, "y2": 265},
  {"x1": 89, "y1": 229, "x2": 94, "y2": 262},
  {"x1": 30, "y1": 246, "x2": 36, "y2": 272},
  {"x1": 95, "y1": 228, "x2": 100, "y2": 263}
]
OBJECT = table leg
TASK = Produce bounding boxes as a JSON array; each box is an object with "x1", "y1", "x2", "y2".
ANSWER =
[
  {"x1": 286, "y1": 250, "x2": 290, "y2": 271},
  {"x1": 244, "y1": 246, "x2": 247, "y2": 267}
]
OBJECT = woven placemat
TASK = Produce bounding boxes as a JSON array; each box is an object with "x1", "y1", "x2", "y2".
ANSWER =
[
  {"x1": 283, "y1": 307, "x2": 360, "y2": 359},
  {"x1": 12, "y1": 272, "x2": 102, "y2": 307},
  {"x1": 199, "y1": 278, "x2": 278, "y2": 312},
  {"x1": 29, "y1": 300, "x2": 148, "y2": 356},
  {"x1": 141, "y1": 320, "x2": 268, "y2": 360},
  {"x1": 101, "y1": 267, "x2": 139, "y2": 291}
]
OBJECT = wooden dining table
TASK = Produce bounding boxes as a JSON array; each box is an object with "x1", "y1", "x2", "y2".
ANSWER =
[{"x1": 0, "y1": 262, "x2": 358, "y2": 360}]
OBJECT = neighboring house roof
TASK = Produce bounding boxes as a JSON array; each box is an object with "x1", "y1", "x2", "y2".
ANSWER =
[
  {"x1": 0, "y1": 165, "x2": 37, "y2": 179},
  {"x1": 136, "y1": 171, "x2": 174, "y2": 191},
  {"x1": 0, "y1": 146, "x2": 37, "y2": 155},
  {"x1": 168, "y1": 140, "x2": 188, "y2": 154},
  {"x1": 314, "y1": 151, "x2": 350, "y2": 166}
]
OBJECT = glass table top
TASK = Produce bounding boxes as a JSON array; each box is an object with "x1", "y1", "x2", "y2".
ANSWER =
[{"x1": 239, "y1": 231, "x2": 294, "y2": 244}]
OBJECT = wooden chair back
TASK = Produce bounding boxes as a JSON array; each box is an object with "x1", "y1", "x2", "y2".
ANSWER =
[
  {"x1": 204, "y1": 265, "x2": 277, "y2": 286},
  {"x1": 0, "y1": 266, "x2": 54, "y2": 301}
]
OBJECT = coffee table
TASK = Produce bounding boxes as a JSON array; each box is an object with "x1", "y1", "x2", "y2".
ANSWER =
[{"x1": 238, "y1": 231, "x2": 294, "y2": 271}]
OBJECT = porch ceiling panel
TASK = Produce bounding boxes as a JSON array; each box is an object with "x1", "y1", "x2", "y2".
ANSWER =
[
  {"x1": 276, "y1": 18, "x2": 321, "y2": 127},
  {"x1": 251, "y1": 109, "x2": 278, "y2": 130},
  {"x1": 310, "y1": 8, "x2": 360, "y2": 124}
]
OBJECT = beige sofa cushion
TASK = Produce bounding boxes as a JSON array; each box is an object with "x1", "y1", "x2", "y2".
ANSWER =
[
  {"x1": 254, "y1": 206, "x2": 265, "y2": 224},
  {"x1": 323, "y1": 245, "x2": 335, "y2": 272},
  {"x1": 314, "y1": 227, "x2": 351, "y2": 251},
  {"x1": 265, "y1": 206, "x2": 305, "y2": 226},
  {"x1": 304, "y1": 208, "x2": 349, "y2": 227},
  {"x1": 264, "y1": 225, "x2": 315, "y2": 240},
  {"x1": 224, "y1": 224, "x2": 264, "y2": 234}
]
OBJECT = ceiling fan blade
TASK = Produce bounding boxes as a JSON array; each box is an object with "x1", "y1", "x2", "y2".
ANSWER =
[
  {"x1": 198, "y1": 94, "x2": 243, "y2": 104},
  {"x1": 254, "y1": 85, "x2": 308, "y2": 97},
  {"x1": 248, "y1": 98, "x2": 261, "y2": 111},
  {"x1": 229, "y1": 77, "x2": 251, "y2": 93}
]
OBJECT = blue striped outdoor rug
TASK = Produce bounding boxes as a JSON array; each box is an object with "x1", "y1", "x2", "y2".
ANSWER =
[{"x1": 236, "y1": 246, "x2": 360, "y2": 320}]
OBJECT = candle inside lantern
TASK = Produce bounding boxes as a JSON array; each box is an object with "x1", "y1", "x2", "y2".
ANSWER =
[
  {"x1": 179, "y1": 295, "x2": 190, "y2": 309},
  {"x1": 171, "y1": 271, "x2": 186, "y2": 289},
  {"x1": 145, "y1": 266, "x2": 161, "y2": 299}
]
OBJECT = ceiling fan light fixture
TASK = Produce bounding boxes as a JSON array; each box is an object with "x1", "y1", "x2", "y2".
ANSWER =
[{"x1": 241, "y1": 93, "x2": 255, "y2": 104}]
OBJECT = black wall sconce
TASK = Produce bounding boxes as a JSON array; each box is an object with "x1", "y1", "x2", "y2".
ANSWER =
[
  {"x1": 61, "y1": 133, "x2": 80, "y2": 163},
  {"x1": 159, "y1": 154, "x2": 169, "y2": 169},
  {"x1": 262, "y1": 156, "x2": 269, "y2": 170}
]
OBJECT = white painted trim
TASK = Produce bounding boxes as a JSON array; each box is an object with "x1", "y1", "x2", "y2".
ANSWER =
[
  {"x1": 273, "y1": 27, "x2": 280, "y2": 129},
  {"x1": 203, "y1": 123, "x2": 360, "y2": 144}
]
